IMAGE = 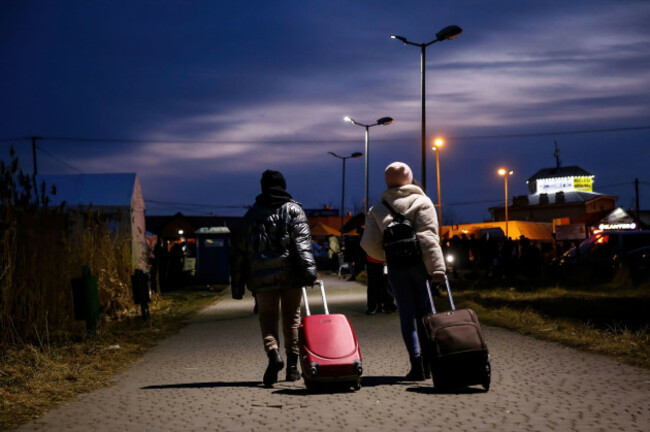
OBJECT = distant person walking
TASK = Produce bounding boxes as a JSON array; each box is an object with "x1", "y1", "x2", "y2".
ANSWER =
[
  {"x1": 365, "y1": 255, "x2": 397, "y2": 314},
  {"x1": 231, "y1": 170, "x2": 318, "y2": 387},
  {"x1": 343, "y1": 235, "x2": 360, "y2": 281},
  {"x1": 361, "y1": 162, "x2": 446, "y2": 381},
  {"x1": 327, "y1": 234, "x2": 340, "y2": 273}
]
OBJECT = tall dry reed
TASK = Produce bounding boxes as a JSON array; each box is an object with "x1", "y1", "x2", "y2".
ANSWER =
[{"x1": 1, "y1": 148, "x2": 135, "y2": 347}]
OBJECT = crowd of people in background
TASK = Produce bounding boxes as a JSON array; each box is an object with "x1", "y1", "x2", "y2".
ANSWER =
[
  {"x1": 311, "y1": 231, "x2": 551, "y2": 285},
  {"x1": 441, "y1": 233, "x2": 550, "y2": 281},
  {"x1": 149, "y1": 226, "x2": 554, "y2": 296}
]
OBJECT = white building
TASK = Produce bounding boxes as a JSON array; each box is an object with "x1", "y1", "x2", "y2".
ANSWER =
[{"x1": 37, "y1": 173, "x2": 147, "y2": 271}]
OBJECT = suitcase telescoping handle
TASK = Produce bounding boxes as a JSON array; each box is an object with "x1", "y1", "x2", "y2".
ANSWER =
[
  {"x1": 426, "y1": 275, "x2": 456, "y2": 314},
  {"x1": 301, "y1": 280, "x2": 329, "y2": 316}
]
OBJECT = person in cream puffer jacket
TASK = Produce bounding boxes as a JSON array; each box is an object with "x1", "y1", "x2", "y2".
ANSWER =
[{"x1": 361, "y1": 161, "x2": 446, "y2": 381}]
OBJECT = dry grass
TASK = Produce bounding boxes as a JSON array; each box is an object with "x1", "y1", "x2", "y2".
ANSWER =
[
  {"x1": 0, "y1": 292, "x2": 221, "y2": 430},
  {"x1": 452, "y1": 287, "x2": 650, "y2": 369},
  {"x1": 1, "y1": 148, "x2": 137, "y2": 345},
  {"x1": 356, "y1": 258, "x2": 649, "y2": 368}
]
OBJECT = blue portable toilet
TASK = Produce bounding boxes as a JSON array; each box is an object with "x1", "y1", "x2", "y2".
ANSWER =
[{"x1": 195, "y1": 227, "x2": 231, "y2": 285}]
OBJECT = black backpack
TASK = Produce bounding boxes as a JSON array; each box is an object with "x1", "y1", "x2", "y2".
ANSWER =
[{"x1": 382, "y1": 200, "x2": 421, "y2": 267}]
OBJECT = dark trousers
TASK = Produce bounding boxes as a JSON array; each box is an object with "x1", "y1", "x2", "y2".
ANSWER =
[{"x1": 387, "y1": 264, "x2": 433, "y2": 358}]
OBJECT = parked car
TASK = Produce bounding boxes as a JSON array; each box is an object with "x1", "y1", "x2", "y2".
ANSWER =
[{"x1": 552, "y1": 230, "x2": 650, "y2": 282}]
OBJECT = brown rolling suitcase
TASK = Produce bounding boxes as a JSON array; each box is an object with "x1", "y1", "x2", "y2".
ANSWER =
[{"x1": 422, "y1": 277, "x2": 491, "y2": 391}]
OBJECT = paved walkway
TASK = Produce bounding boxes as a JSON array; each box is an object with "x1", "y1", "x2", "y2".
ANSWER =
[{"x1": 16, "y1": 275, "x2": 650, "y2": 432}]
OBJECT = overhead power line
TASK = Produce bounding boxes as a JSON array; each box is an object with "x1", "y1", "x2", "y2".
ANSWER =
[
  {"x1": 593, "y1": 180, "x2": 650, "y2": 189},
  {"x1": 0, "y1": 137, "x2": 27, "y2": 143},
  {"x1": 596, "y1": 181, "x2": 635, "y2": 190},
  {"x1": 447, "y1": 125, "x2": 650, "y2": 141},
  {"x1": 444, "y1": 179, "x2": 648, "y2": 208},
  {"x1": 145, "y1": 199, "x2": 249, "y2": 209},
  {"x1": 445, "y1": 199, "x2": 502, "y2": 207},
  {"x1": 2, "y1": 125, "x2": 648, "y2": 146},
  {"x1": 32, "y1": 136, "x2": 355, "y2": 145},
  {"x1": 35, "y1": 145, "x2": 84, "y2": 173}
]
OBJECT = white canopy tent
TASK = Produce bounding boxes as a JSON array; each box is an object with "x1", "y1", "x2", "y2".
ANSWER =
[{"x1": 36, "y1": 173, "x2": 147, "y2": 271}]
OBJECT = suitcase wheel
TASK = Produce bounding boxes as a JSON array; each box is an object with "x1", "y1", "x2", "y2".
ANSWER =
[
  {"x1": 432, "y1": 371, "x2": 447, "y2": 390},
  {"x1": 482, "y1": 361, "x2": 491, "y2": 392},
  {"x1": 352, "y1": 379, "x2": 361, "y2": 391}
]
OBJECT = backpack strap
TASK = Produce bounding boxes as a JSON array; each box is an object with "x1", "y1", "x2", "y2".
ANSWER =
[{"x1": 382, "y1": 200, "x2": 405, "y2": 223}]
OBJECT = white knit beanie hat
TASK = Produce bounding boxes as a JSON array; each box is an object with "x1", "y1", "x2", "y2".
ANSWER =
[{"x1": 385, "y1": 162, "x2": 413, "y2": 188}]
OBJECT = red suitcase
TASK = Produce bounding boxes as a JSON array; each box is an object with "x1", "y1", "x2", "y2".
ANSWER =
[{"x1": 299, "y1": 280, "x2": 362, "y2": 391}]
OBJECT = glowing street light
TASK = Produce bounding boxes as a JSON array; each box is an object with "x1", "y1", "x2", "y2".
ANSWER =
[
  {"x1": 390, "y1": 25, "x2": 462, "y2": 193},
  {"x1": 432, "y1": 137, "x2": 444, "y2": 228},
  {"x1": 344, "y1": 116, "x2": 394, "y2": 214},
  {"x1": 328, "y1": 151, "x2": 363, "y2": 241},
  {"x1": 497, "y1": 168, "x2": 514, "y2": 238}
]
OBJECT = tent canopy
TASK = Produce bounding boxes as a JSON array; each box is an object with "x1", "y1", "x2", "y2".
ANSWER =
[
  {"x1": 342, "y1": 212, "x2": 365, "y2": 233},
  {"x1": 310, "y1": 222, "x2": 341, "y2": 237}
]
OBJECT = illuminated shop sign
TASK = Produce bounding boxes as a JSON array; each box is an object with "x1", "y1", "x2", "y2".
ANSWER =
[
  {"x1": 537, "y1": 176, "x2": 593, "y2": 193},
  {"x1": 598, "y1": 223, "x2": 637, "y2": 230},
  {"x1": 573, "y1": 176, "x2": 593, "y2": 192}
]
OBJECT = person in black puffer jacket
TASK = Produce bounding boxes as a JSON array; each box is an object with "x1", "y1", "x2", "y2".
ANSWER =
[{"x1": 231, "y1": 170, "x2": 317, "y2": 388}]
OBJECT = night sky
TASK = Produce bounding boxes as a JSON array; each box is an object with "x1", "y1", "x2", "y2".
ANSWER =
[{"x1": 2, "y1": 1, "x2": 649, "y2": 223}]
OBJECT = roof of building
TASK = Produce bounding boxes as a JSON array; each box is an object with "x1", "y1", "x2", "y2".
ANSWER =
[
  {"x1": 36, "y1": 173, "x2": 138, "y2": 207},
  {"x1": 526, "y1": 191, "x2": 614, "y2": 206},
  {"x1": 494, "y1": 191, "x2": 617, "y2": 211},
  {"x1": 599, "y1": 207, "x2": 634, "y2": 225},
  {"x1": 572, "y1": 207, "x2": 650, "y2": 230},
  {"x1": 527, "y1": 165, "x2": 593, "y2": 184},
  {"x1": 310, "y1": 222, "x2": 341, "y2": 237}
]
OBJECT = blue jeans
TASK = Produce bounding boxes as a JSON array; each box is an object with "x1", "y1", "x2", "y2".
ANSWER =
[{"x1": 387, "y1": 264, "x2": 433, "y2": 358}]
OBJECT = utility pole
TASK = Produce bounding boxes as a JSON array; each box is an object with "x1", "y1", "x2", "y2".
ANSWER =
[
  {"x1": 635, "y1": 178, "x2": 640, "y2": 230},
  {"x1": 31, "y1": 136, "x2": 41, "y2": 175}
]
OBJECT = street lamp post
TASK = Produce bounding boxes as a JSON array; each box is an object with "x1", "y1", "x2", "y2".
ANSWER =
[
  {"x1": 328, "y1": 151, "x2": 363, "y2": 241},
  {"x1": 497, "y1": 168, "x2": 514, "y2": 239},
  {"x1": 432, "y1": 138, "x2": 444, "y2": 228},
  {"x1": 344, "y1": 116, "x2": 394, "y2": 214},
  {"x1": 391, "y1": 25, "x2": 462, "y2": 193}
]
